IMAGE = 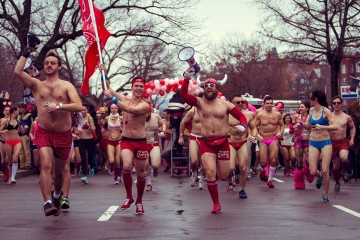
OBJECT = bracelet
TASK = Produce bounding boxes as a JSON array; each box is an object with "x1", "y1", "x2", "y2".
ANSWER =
[
  {"x1": 111, "y1": 97, "x2": 119, "y2": 104},
  {"x1": 56, "y1": 103, "x2": 63, "y2": 110}
]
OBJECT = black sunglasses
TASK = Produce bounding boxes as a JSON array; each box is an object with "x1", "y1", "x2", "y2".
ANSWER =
[
  {"x1": 332, "y1": 102, "x2": 341, "y2": 105},
  {"x1": 236, "y1": 100, "x2": 246, "y2": 104}
]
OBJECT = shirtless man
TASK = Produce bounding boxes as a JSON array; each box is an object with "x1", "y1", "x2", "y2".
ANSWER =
[
  {"x1": 14, "y1": 49, "x2": 82, "y2": 216},
  {"x1": 180, "y1": 73, "x2": 247, "y2": 214},
  {"x1": 144, "y1": 109, "x2": 166, "y2": 190},
  {"x1": 330, "y1": 96, "x2": 356, "y2": 192},
  {"x1": 103, "y1": 67, "x2": 149, "y2": 215},
  {"x1": 178, "y1": 107, "x2": 205, "y2": 189},
  {"x1": 254, "y1": 95, "x2": 284, "y2": 188},
  {"x1": 228, "y1": 95, "x2": 256, "y2": 198}
]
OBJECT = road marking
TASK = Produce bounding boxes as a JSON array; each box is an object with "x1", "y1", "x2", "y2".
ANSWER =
[
  {"x1": 272, "y1": 178, "x2": 284, "y2": 183},
  {"x1": 333, "y1": 205, "x2": 360, "y2": 218},
  {"x1": 97, "y1": 206, "x2": 119, "y2": 222}
]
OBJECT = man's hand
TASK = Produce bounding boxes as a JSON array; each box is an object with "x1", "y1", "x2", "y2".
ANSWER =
[
  {"x1": 178, "y1": 135, "x2": 184, "y2": 145},
  {"x1": 43, "y1": 102, "x2": 57, "y2": 113},
  {"x1": 183, "y1": 67, "x2": 195, "y2": 79},
  {"x1": 103, "y1": 89, "x2": 112, "y2": 98}
]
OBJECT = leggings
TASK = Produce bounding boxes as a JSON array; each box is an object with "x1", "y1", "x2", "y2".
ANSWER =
[{"x1": 79, "y1": 138, "x2": 96, "y2": 176}]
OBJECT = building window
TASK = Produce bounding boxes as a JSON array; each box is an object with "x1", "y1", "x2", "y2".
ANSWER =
[
  {"x1": 356, "y1": 62, "x2": 360, "y2": 72},
  {"x1": 341, "y1": 64, "x2": 346, "y2": 74}
]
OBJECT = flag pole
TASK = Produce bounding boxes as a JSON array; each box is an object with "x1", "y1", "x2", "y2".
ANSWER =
[{"x1": 87, "y1": 0, "x2": 107, "y2": 90}]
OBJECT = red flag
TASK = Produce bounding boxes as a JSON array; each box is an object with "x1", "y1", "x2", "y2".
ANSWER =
[{"x1": 78, "y1": 0, "x2": 111, "y2": 95}]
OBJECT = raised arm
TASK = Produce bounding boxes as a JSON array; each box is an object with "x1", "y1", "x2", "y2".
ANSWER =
[
  {"x1": 180, "y1": 77, "x2": 199, "y2": 106},
  {"x1": 14, "y1": 50, "x2": 39, "y2": 91}
]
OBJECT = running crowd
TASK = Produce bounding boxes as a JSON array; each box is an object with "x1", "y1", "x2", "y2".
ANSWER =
[{"x1": 0, "y1": 47, "x2": 359, "y2": 217}]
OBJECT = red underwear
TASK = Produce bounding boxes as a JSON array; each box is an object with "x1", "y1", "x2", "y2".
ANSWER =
[
  {"x1": 5, "y1": 139, "x2": 21, "y2": 147},
  {"x1": 147, "y1": 141, "x2": 160, "y2": 153},
  {"x1": 199, "y1": 136, "x2": 230, "y2": 161},
  {"x1": 36, "y1": 126, "x2": 72, "y2": 160},
  {"x1": 229, "y1": 140, "x2": 247, "y2": 151},
  {"x1": 120, "y1": 136, "x2": 147, "y2": 161},
  {"x1": 331, "y1": 138, "x2": 349, "y2": 158}
]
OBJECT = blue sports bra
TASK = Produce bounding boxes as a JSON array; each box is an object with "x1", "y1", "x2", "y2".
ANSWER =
[{"x1": 309, "y1": 107, "x2": 329, "y2": 126}]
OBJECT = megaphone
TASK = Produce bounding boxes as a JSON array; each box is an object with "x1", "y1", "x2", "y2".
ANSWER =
[
  {"x1": 178, "y1": 47, "x2": 200, "y2": 76},
  {"x1": 349, "y1": 76, "x2": 360, "y2": 92}
]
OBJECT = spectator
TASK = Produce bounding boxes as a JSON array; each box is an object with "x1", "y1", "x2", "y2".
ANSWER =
[{"x1": 18, "y1": 102, "x2": 33, "y2": 169}]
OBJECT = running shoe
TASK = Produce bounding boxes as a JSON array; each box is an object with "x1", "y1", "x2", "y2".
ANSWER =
[
  {"x1": 198, "y1": 180, "x2": 205, "y2": 190},
  {"x1": 108, "y1": 165, "x2": 114, "y2": 175},
  {"x1": 239, "y1": 190, "x2": 248, "y2": 199},
  {"x1": 135, "y1": 203, "x2": 145, "y2": 215},
  {"x1": 316, "y1": 176, "x2": 323, "y2": 189},
  {"x1": 81, "y1": 175, "x2": 88, "y2": 184},
  {"x1": 190, "y1": 174, "x2": 197, "y2": 187},
  {"x1": 113, "y1": 177, "x2": 120, "y2": 185},
  {"x1": 342, "y1": 173, "x2": 350, "y2": 183},
  {"x1": 227, "y1": 183, "x2": 234, "y2": 192},
  {"x1": 322, "y1": 194, "x2": 329, "y2": 203},
  {"x1": 120, "y1": 198, "x2": 134, "y2": 210},
  {"x1": 43, "y1": 202, "x2": 58, "y2": 217},
  {"x1": 267, "y1": 180, "x2": 275, "y2": 188},
  {"x1": 89, "y1": 168, "x2": 95, "y2": 177},
  {"x1": 259, "y1": 170, "x2": 268, "y2": 182},
  {"x1": 334, "y1": 183, "x2": 340, "y2": 192},
  {"x1": 145, "y1": 184, "x2": 152, "y2": 191},
  {"x1": 211, "y1": 203, "x2": 221, "y2": 214},
  {"x1": 9, "y1": 177, "x2": 16, "y2": 184},
  {"x1": 60, "y1": 196, "x2": 70, "y2": 209},
  {"x1": 52, "y1": 191, "x2": 62, "y2": 216}
]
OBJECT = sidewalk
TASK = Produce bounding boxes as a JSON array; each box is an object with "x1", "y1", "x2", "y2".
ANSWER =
[{"x1": 0, "y1": 169, "x2": 35, "y2": 182}]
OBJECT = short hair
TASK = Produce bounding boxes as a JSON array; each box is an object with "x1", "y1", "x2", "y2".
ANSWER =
[
  {"x1": 45, "y1": 50, "x2": 62, "y2": 67},
  {"x1": 230, "y1": 94, "x2": 242, "y2": 102},
  {"x1": 263, "y1": 95, "x2": 273, "y2": 103},
  {"x1": 332, "y1": 95, "x2": 342, "y2": 103}
]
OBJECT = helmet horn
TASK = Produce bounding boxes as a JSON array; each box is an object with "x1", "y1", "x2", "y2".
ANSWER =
[{"x1": 217, "y1": 74, "x2": 227, "y2": 87}]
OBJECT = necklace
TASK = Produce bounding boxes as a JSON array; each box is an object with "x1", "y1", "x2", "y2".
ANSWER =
[{"x1": 124, "y1": 98, "x2": 142, "y2": 125}]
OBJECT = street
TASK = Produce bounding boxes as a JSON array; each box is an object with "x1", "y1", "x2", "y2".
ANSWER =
[{"x1": 0, "y1": 170, "x2": 359, "y2": 240}]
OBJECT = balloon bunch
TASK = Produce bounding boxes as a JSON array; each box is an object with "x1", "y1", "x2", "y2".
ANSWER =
[{"x1": 141, "y1": 78, "x2": 203, "y2": 99}]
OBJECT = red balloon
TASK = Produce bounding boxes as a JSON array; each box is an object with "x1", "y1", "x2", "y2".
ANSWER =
[
  {"x1": 142, "y1": 92, "x2": 149, "y2": 99},
  {"x1": 167, "y1": 83, "x2": 173, "y2": 89},
  {"x1": 159, "y1": 90, "x2": 165, "y2": 96},
  {"x1": 178, "y1": 79, "x2": 184, "y2": 86},
  {"x1": 192, "y1": 80, "x2": 197, "y2": 85},
  {"x1": 165, "y1": 88, "x2": 171, "y2": 93},
  {"x1": 149, "y1": 82, "x2": 155, "y2": 90},
  {"x1": 145, "y1": 82, "x2": 150, "y2": 89},
  {"x1": 159, "y1": 79, "x2": 165, "y2": 86},
  {"x1": 173, "y1": 82, "x2": 179, "y2": 90}
]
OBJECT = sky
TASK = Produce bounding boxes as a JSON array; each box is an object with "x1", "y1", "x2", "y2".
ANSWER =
[{"x1": 193, "y1": 0, "x2": 262, "y2": 43}]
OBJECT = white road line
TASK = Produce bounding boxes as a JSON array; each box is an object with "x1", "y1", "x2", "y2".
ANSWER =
[
  {"x1": 333, "y1": 205, "x2": 360, "y2": 218},
  {"x1": 272, "y1": 178, "x2": 284, "y2": 183},
  {"x1": 97, "y1": 206, "x2": 119, "y2": 222}
]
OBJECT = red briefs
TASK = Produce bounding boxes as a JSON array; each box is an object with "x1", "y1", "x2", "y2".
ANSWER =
[
  {"x1": 229, "y1": 140, "x2": 247, "y2": 151},
  {"x1": 107, "y1": 139, "x2": 120, "y2": 147},
  {"x1": 120, "y1": 136, "x2": 147, "y2": 161},
  {"x1": 147, "y1": 141, "x2": 160, "y2": 153},
  {"x1": 199, "y1": 136, "x2": 230, "y2": 161},
  {"x1": 5, "y1": 139, "x2": 21, "y2": 147},
  {"x1": 36, "y1": 126, "x2": 72, "y2": 160},
  {"x1": 189, "y1": 133, "x2": 202, "y2": 147},
  {"x1": 332, "y1": 138, "x2": 349, "y2": 158}
]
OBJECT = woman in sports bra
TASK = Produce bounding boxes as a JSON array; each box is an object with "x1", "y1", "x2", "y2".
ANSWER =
[
  {"x1": 304, "y1": 90, "x2": 338, "y2": 203},
  {"x1": 106, "y1": 104, "x2": 123, "y2": 185},
  {"x1": 0, "y1": 106, "x2": 25, "y2": 184},
  {"x1": 0, "y1": 106, "x2": 10, "y2": 182},
  {"x1": 280, "y1": 114, "x2": 295, "y2": 176}
]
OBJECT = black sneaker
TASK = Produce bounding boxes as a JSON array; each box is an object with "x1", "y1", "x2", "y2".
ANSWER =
[
  {"x1": 52, "y1": 191, "x2": 63, "y2": 216},
  {"x1": 43, "y1": 202, "x2": 58, "y2": 216},
  {"x1": 239, "y1": 190, "x2": 248, "y2": 199},
  {"x1": 60, "y1": 196, "x2": 70, "y2": 209},
  {"x1": 342, "y1": 173, "x2": 350, "y2": 183}
]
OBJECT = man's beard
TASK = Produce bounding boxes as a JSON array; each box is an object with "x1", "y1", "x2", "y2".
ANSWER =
[{"x1": 204, "y1": 90, "x2": 218, "y2": 101}]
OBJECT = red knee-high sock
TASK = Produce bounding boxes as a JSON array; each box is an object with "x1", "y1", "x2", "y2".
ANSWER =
[
  {"x1": 333, "y1": 168, "x2": 341, "y2": 184},
  {"x1": 2, "y1": 162, "x2": 9, "y2": 175},
  {"x1": 136, "y1": 176, "x2": 146, "y2": 204},
  {"x1": 207, "y1": 180, "x2": 220, "y2": 205},
  {"x1": 122, "y1": 169, "x2": 133, "y2": 199},
  {"x1": 114, "y1": 166, "x2": 121, "y2": 179}
]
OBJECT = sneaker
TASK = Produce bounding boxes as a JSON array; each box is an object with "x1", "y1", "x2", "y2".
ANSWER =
[
  {"x1": 211, "y1": 203, "x2": 221, "y2": 214},
  {"x1": 190, "y1": 174, "x2": 197, "y2": 187},
  {"x1": 259, "y1": 170, "x2": 268, "y2": 182},
  {"x1": 60, "y1": 196, "x2": 70, "y2": 209},
  {"x1": 334, "y1": 183, "x2": 340, "y2": 192},
  {"x1": 113, "y1": 177, "x2": 120, "y2": 185},
  {"x1": 120, "y1": 198, "x2": 134, "y2": 210},
  {"x1": 108, "y1": 166, "x2": 114, "y2": 175},
  {"x1": 227, "y1": 183, "x2": 234, "y2": 192},
  {"x1": 89, "y1": 168, "x2": 95, "y2": 177},
  {"x1": 267, "y1": 180, "x2": 275, "y2": 188},
  {"x1": 135, "y1": 203, "x2": 145, "y2": 215},
  {"x1": 322, "y1": 194, "x2": 329, "y2": 203},
  {"x1": 198, "y1": 180, "x2": 205, "y2": 190},
  {"x1": 239, "y1": 190, "x2": 248, "y2": 199},
  {"x1": 43, "y1": 202, "x2": 58, "y2": 216},
  {"x1": 81, "y1": 175, "x2": 88, "y2": 184},
  {"x1": 342, "y1": 173, "x2": 350, "y2": 183},
  {"x1": 9, "y1": 177, "x2": 16, "y2": 184},
  {"x1": 145, "y1": 184, "x2": 152, "y2": 191},
  {"x1": 316, "y1": 176, "x2": 323, "y2": 189},
  {"x1": 52, "y1": 191, "x2": 62, "y2": 216}
]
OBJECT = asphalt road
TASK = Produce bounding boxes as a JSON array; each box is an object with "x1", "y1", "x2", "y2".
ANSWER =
[{"x1": 1, "y1": 169, "x2": 359, "y2": 240}]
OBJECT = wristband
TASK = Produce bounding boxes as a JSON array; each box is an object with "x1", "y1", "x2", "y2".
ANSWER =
[
  {"x1": 56, "y1": 103, "x2": 63, "y2": 110},
  {"x1": 111, "y1": 97, "x2": 119, "y2": 104},
  {"x1": 100, "y1": 74, "x2": 108, "y2": 81},
  {"x1": 21, "y1": 48, "x2": 31, "y2": 58}
]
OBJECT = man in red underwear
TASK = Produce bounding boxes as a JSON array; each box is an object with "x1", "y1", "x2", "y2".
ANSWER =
[
  {"x1": 102, "y1": 65, "x2": 149, "y2": 215},
  {"x1": 14, "y1": 48, "x2": 82, "y2": 216},
  {"x1": 180, "y1": 71, "x2": 247, "y2": 214},
  {"x1": 330, "y1": 96, "x2": 356, "y2": 192},
  {"x1": 254, "y1": 95, "x2": 284, "y2": 188},
  {"x1": 228, "y1": 95, "x2": 256, "y2": 198}
]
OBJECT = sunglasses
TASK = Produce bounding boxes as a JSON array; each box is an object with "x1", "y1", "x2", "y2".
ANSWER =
[
  {"x1": 44, "y1": 61, "x2": 58, "y2": 65},
  {"x1": 204, "y1": 83, "x2": 216, "y2": 88},
  {"x1": 236, "y1": 100, "x2": 246, "y2": 104},
  {"x1": 332, "y1": 102, "x2": 341, "y2": 105}
]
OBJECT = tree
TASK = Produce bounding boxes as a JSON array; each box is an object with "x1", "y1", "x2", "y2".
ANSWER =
[
  {"x1": 255, "y1": 0, "x2": 360, "y2": 98},
  {"x1": 0, "y1": 0, "x2": 201, "y2": 99}
]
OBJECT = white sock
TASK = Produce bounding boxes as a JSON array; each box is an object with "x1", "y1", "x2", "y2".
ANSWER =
[
  {"x1": 53, "y1": 191, "x2": 61, "y2": 199},
  {"x1": 146, "y1": 175, "x2": 151, "y2": 185},
  {"x1": 44, "y1": 200, "x2": 52, "y2": 206},
  {"x1": 268, "y1": 166, "x2": 276, "y2": 181}
]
